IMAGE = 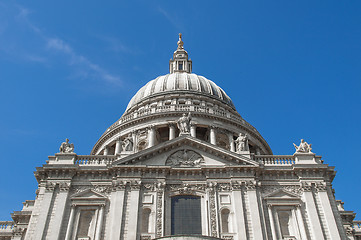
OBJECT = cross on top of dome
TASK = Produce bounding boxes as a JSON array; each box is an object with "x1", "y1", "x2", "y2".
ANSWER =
[{"x1": 169, "y1": 33, "x2": 192, "y2": 73}]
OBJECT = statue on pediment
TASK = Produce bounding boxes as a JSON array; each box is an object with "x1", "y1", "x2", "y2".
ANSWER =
[
  {"x1": 59, "y1": 138, "x2": 74, "y2": 153},
  {"x1": 177, "y1": 113, "x2": 192, "y2": 135},
  {"x1": 122, "y1": 134, "x2": 134, "y2": 151},
  {"x1": 235, "y1": 133, "x2": 249, "y2": 153},
  {"x1": 293, "y1": 139, "x2": 312, "y2": 153}
]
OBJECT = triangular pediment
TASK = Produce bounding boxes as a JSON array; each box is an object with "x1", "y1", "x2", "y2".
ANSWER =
[
  {"x1": 71, "y1": 189, "x2": 107, "y2": 200},
  {"x1": 112, "y1": 135, "x2": 259, "y2": 167},
  {"x1": 264, "y1": 189, "x2": 300, "y2": 199}
]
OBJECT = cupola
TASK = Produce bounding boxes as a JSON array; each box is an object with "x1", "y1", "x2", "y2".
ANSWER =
[{"x1": 169, "y1": 33, "x2": 192, "y2": 73}]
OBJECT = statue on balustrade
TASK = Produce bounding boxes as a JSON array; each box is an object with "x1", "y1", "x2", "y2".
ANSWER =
[
  {"x1": 122, "y1": 134, "x2": 134, "y2": 151},
  {"x1": 293, "y1": 139, "x2": 312, "y2": 153},
  {"x1": 59, "y1": 138, "x2": 74, "y2": 153},
  {"x1": 177, "y1": 112, "x2": 192, "y2": 135},
  {"x1": 235, "y1": 133, "x2": 249, "y2": 153}
]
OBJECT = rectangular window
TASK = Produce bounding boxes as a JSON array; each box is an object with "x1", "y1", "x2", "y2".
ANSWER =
[
  {"x1": 171, "y1": 195, "x2": 202, "y2": 235},
  {"x1": 178, "y1": 62, "x2": 183, "y2": 70}
]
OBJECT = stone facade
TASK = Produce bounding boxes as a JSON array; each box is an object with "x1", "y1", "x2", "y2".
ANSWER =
[{"x1": 0, "y1": 34, "x2": 360, "y2": 240}]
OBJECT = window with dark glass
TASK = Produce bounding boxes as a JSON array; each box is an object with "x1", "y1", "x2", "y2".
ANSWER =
[
  {"x1": 171, "y1": 195, "x2": 202, "y2": 235},
  {"x1": 178, "y1": 62, "x2": 183, "y2": 70}
]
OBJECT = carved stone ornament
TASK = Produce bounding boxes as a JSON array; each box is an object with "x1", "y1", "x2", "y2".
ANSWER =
[
  {"x1": 262, "y1": 185, "x2": 302, "y2": 196},
  {"x1": 59, "y1": 138, "x2": 74, "y2": 153},
  {"x1": 166, "y1": 149, "x2": 204, "y2": 167},
  {"x1": 168, "y1": 184, "x2": 206, "y2": 194},
  {"x1": 293, "y1": 139, "x2": 312, "y2": 153},
  {"x1": 177, "y1": 112, "x2": 192, "y2": 135}
]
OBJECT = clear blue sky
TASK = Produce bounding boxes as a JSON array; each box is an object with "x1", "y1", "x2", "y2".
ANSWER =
[{"x1": 0, "y1": 1, "x2": 360, "y2": 220}]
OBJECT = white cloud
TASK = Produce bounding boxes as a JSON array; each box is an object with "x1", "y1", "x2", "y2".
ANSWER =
[{"x1": 1, "y1": 3, "x2": 122, "y2": 87}]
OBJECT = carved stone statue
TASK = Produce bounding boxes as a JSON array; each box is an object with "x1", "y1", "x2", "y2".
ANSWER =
[
  {"x1": 293, "y1": 139, "x2": 312, "y2": 153},
  {"x1": 177, "y1": 113, "x2": 192, "y2": 135},
  {"x1": 122, "y1": 134, "x2": 133, "y2": 151},
  {"x1": 59, "y1": 138, "x2": 74, "y2": 153},
  {"x1": 235, "y1": 133, "x2": 249, "y2": 153}
]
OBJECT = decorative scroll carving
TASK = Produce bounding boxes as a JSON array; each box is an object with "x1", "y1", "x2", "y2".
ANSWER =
[
  {"x1": 218, "y1": 183, "x2": 232, "y2": 192},
  {"x1": 166, "y1": 149, "x2": 204, "y2": 167},
  {"x1": 156, "y1": 182, "x2": 165, "y2": 237},
  {"x1": 70, "y1": 185, "x2": 111, "y2": 195},
  {"x1": 207, "y1": 182, "x2": 218, "y2": 237},
  {"x1": 293, "y1": 139, "x2": 312, "y2": 153},
  {"x1": 168, "y1": 183, "x2": 206, "y2": 195},
  {"x1": 45, "y1": 182, "x2": 56, "y2": 191},
  {"x1": 143, "y1": 183, "x2": 156, "y2": 191},
  {"x1": 112, "y1": 180, "x2": 127, "y2": 191},
  {"x1": 59, "y1": 182, "x2": 71, "y2": 191},
  {"x1": 314, "y1": 182, "x2": 327, "y2": 192},
  {"x1": 130, "y1": 180, "x2": 142, "y2": 190}
]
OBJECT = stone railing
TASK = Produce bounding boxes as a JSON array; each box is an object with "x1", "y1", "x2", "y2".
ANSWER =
[
  {"x1": 0, "y1": 221, "x2": 14, "y2": 232},
  {"x1": 255, "y1": 155, "x2": 295, "y2": 165},
  {"x1": 113, "y1": 104, "x2": 258, "y2": 133},
  {"x1": 75, "y1": 155, "x2": 117, "y2": 165}
]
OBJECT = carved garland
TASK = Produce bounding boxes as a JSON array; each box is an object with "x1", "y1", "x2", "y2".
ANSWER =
[
  {"x1": 208, "y1": 183, "x2": 218, "y2": 237},
  {"x1": 156, "y1": 183, "x2": 165, "y2": 237}
]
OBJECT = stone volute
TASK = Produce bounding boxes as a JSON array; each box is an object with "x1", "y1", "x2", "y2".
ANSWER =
[{"x1": 91, "y1": 34, "x2": 272, "y2": 156}]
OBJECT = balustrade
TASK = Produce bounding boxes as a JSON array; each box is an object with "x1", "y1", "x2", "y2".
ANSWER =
[
  {"x1": 255, "y1": 155, "x2": 295, "y2": 165},
  {"x1": 75, "y1": 155, "x2": 117, "y2": 165},
  {"x1": 0, "y1": 221, "x2": 14, "y2": 232}
]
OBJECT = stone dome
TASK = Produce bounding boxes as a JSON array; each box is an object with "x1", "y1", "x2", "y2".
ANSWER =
[
  {"x1": 126, "y1": 72, "x2": 235, "y2": 112},
  {"x1": 90, "y1": 34, "x2": 272, "y2": 156}
]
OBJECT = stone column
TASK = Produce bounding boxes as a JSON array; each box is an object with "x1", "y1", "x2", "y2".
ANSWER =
[
  {"x1": 210, "y1": 126, "x2": 216, "y2": 145},
  {"x1": 228, "y1": 134, "x2": 235, "y2": 152},
  {"x1": 302, "y1": 184, "x2": 325, "y2": 239},
  {"x1": 148, "y1": 125, "x2": 156, "y2": 148},
  {"x1": 64, "y1": 205, "x2": 76, "y2": 240},
  {"x1": 50, "y1": 182, "x2": 71, "y2": 240},
  {"x1": 115, "y1": 138, "x2": 122, "y2": 155},
  {"x1": 127, "y1": 181, "x2": 141, "y2": 240},
  {"x1": 231, "y1": 184, "x2": 247, "y2": 239},
  {"x1": 94, "y1": 205, "x2": 105, "y2": 240},
  {"x1": 267, "y1": 205, "x2": 278, "y2": 239},
  {"x1": 190, "y1": 122, "x2": 196, "y2": 137},
  {"x1": 169, "y1": 123, "x2": 176, "y2": 140},
  {"x1": 316, "y1": 184, "x2": 342, "y2": 240},
  {"x1": 104, "y1": 145, "x2": 109, "y2": 155},
  {"x1": 246, "y1": 182, "x2": 264, "y2": 240},
  {"x1": 27, "y1": 182, "x2": 56, "y2": 240},
  {"x1": 108, "y1": 181, "x2": 126, "y2": 240},
  {"x1": 294, "y1": 205, "x2": 308, "y2": 240},
  {"x1": 132, "y1": 131, "x2": 137, "y2": 151}
]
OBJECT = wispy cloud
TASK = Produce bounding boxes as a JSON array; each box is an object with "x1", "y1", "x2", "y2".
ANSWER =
[
  {"x1": 46, "y1": 38, "x2": 121, "y2": 85},
  {"x1": 158, "y1": 7, "x2": 184, "y2": 31},
  {"x1": 0, "y1": 3, "x2": 122, "y2": 87}
]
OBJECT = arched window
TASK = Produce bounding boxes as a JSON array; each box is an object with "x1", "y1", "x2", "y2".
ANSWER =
[
  {"x1": 141, "y1": 208, "x2": 151, "y2": 233},
  {"x1": 221, "y1": 208, "x2": 230, "y2": 233},
  {"x1": 171, "y1": 195, "x2": 201, "y2": 235}
]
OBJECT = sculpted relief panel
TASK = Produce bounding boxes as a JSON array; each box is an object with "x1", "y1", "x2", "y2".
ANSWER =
[{"x1": 165, "y1": 149, "x2": 204, "y2": 167}]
